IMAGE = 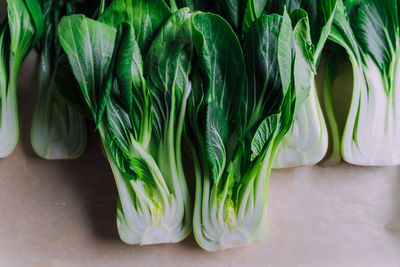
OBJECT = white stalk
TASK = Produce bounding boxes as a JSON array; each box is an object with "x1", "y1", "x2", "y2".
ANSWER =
[{"x1": 272, "y1": 79, "x2": 328, "y2": 168}]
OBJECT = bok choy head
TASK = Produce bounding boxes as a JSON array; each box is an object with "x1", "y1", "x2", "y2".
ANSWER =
[
  {"x1": 0, "y1": 0, "x2": 43, "y2": 157},
  {"x1": 57, "y1": 1, "x2": 193, "y2": 245},
  {"x1": 31, "y1": 0, "x2": 88, "y2": 160},
  {"x1": 327, "y1": 0, "x2": 400, "y2": 166},
  {"x1": 243, "y1": 0, "x2": 338, "y2": 168},
  {"x1": 188, "y1": 10, "x2": 311, "y2": 251}
]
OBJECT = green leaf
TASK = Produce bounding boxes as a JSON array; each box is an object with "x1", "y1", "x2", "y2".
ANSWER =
[
  {"x1": 347, "y1": 0, "x2": 398, "y2": 74},
  {"x1": 114, "y1": 23, "x2": 135, "y2": 116},
  {"x1": 250, "y1": 114, "x2": 279, "y2": 161},
  {"x1": 7, "y1": 0, "x2": 37, "y2": 70},
  {"x1": 291, "y1": 10, "x2": 314, "y2": 110},
  {"x1": 192, "y1": 12, "x2": 245, "y2": 181},
  {"x1": 242, "y1": 12, "x2": 299, "y2": 164},
  {"x1": 129, "y1": 157, "x2": 156, "y2": 189},
  {"x1": 243, "y1": 14, "x2": 286, "y2": 130},
  {"x1": 25, "y1": 0, "x2": 44, "y2": 46},
  {"x1": 58, "y1": 15, "x2": 116, "y2": 120},
  {"x1": 98, "y1": 0, "x2": 171, "y2": 54},
  {"x1": 242, "y1": 0, "x2": 270, "y2": 34},
  {"x1": 206, "y1": 100, "x2": 228, "y2": 180},
  {"x1": 104, "y1": 23, "x2": 137, "y2": 155},
  {"x1": 278, "y1": 10, "x2": 294, "y2": 96},
  {"x1": 145, "y1": 8, "x2": 193, "y2": 142},
  {"x1": 273, "y1": 0, "x2": 338, "y2": 46},
  {"x1": 215, "y1": 0, "x2": 244, "y2": 31},
  {"x1": 106, "y1": 98, "x2": 132, "y2": 156},
  {"x1": 107, "y1": 132, "x2": 131, "y2": 173},
  {"x1": 0, "y1": 23, "x2": 9, "y2": 98},
  {"x1": 329, "y1": 1, "x2": 361, "y2": 59},
  {"x1": 54, "y1": 55, "x2": 92, "y2": 119}
]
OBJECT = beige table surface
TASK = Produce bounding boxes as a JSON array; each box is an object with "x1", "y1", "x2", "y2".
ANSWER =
[{"x1": 1, "y1": 11, "x2": 400, "y2": 267}]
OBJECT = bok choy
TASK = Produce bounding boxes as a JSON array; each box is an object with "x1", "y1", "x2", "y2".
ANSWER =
[
  {"x1": 0, "y1": 0, "x2": 43, "y2": 157},
  {"x1": 327, "y1": 0, "x2": 400, "y2": 166},
  {"x1": 57, "y1": 1, "x2": 192, "y2": 245},
  {"x1": 188, "y1": 10, "x2": 311, "y2": 251},
  {"x1": 243, "y1": 0, "x2": 338, "y2": 168},
  {"x1": 31, "y1": 0, "x2": 87, "y2": 159}
]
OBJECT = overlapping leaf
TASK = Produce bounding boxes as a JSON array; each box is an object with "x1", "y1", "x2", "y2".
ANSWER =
[{"x1": 191, "y1": 12, "x2": 245, "y2": 182}]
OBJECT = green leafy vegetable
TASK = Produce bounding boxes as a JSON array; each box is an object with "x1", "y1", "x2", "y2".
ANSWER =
[
  {"x1": 58, "y1": 2, "x2": 193, "y2": 245},
  {"x1": 242, "y1": 0, "x2": 337, "y2": 168},
  {"x1": 0, "y1": 0, "x2": 43, "y2": 157},
  {"x1": 188, "y1": 10, "x2": 310, "y2": 251},
  {"x1": 326, "y1": 0, "x2": 400, "y2": 166},
  {"x1": 31, "y1": 0, "x2": 87, "y2": 159}
]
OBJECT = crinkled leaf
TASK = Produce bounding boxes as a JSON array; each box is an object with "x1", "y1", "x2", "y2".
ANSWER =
[
  {"x1": 192, "y1": 12, "x2": 245, "y2": 182},
  {"x1": 106, "y1": 97, "x2": 132, "y2": 155},
  {"x1": 129, "y1": 157, "x2": 156, "y2": 188},
  {"x1": 107, "y1": 133, "x2": 131, "y2": 173},
  {"x1": 206, "y1": 100, "x2": 228, "y2": 180},
  {"x1": 250, "y1": 114, "x2": 279, "y2": 161}
]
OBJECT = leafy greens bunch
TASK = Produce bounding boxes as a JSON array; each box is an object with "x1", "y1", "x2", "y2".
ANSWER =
[
  {"x1": 0, "y1": 0, "x2": 43, "y2": 157},
  {"x1": 241, "y1": 0, "x2": 338, "y2": 168},
  {"x1": 326, "y1": 0, "x2": 400, "y2": 166},
  {"x1": 31, "y1": 0, "x2": 88, "y2": 160},
  {"x1": 187, "y1": 9, "x2": 313, "y2": 250},
  {"x1": 57, "y1": 0, "x2": 193, "y2": 245}
]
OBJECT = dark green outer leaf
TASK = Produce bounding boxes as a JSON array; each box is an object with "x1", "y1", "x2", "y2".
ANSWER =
[
  {"x1": 243, "y1": 14, "x2": 284, "y2": 130},
  {"x1": 110, "y1": 23, "x2": 135, "y2": 121},
  {"x1": 241, "y1": 12, "x2": 295, "y2": 164},
  {"x1": 346, "y1": 0, "x2": 398, "y2": 73},
  {"x1": 104, "y1": 23, "x2": 136, "y2": 158},
  {"x1": 104, "y1": 23, "x2": 154, "y2": 189},
  {"x1": 58, "y1": 15, "x2": 116, "y2": 120},
  {"x1": 54, "y1": 55, "x2": 92, "y2": 119},
  {"x1": 192, "y1": 12, "x2": 245, "y2": 181},
  {"x1": 98, "y1": 0, "x2": 171, "y2": 54},
  {"x1": 215, "y1": 0, "x2": 245, "y2": 31}
]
